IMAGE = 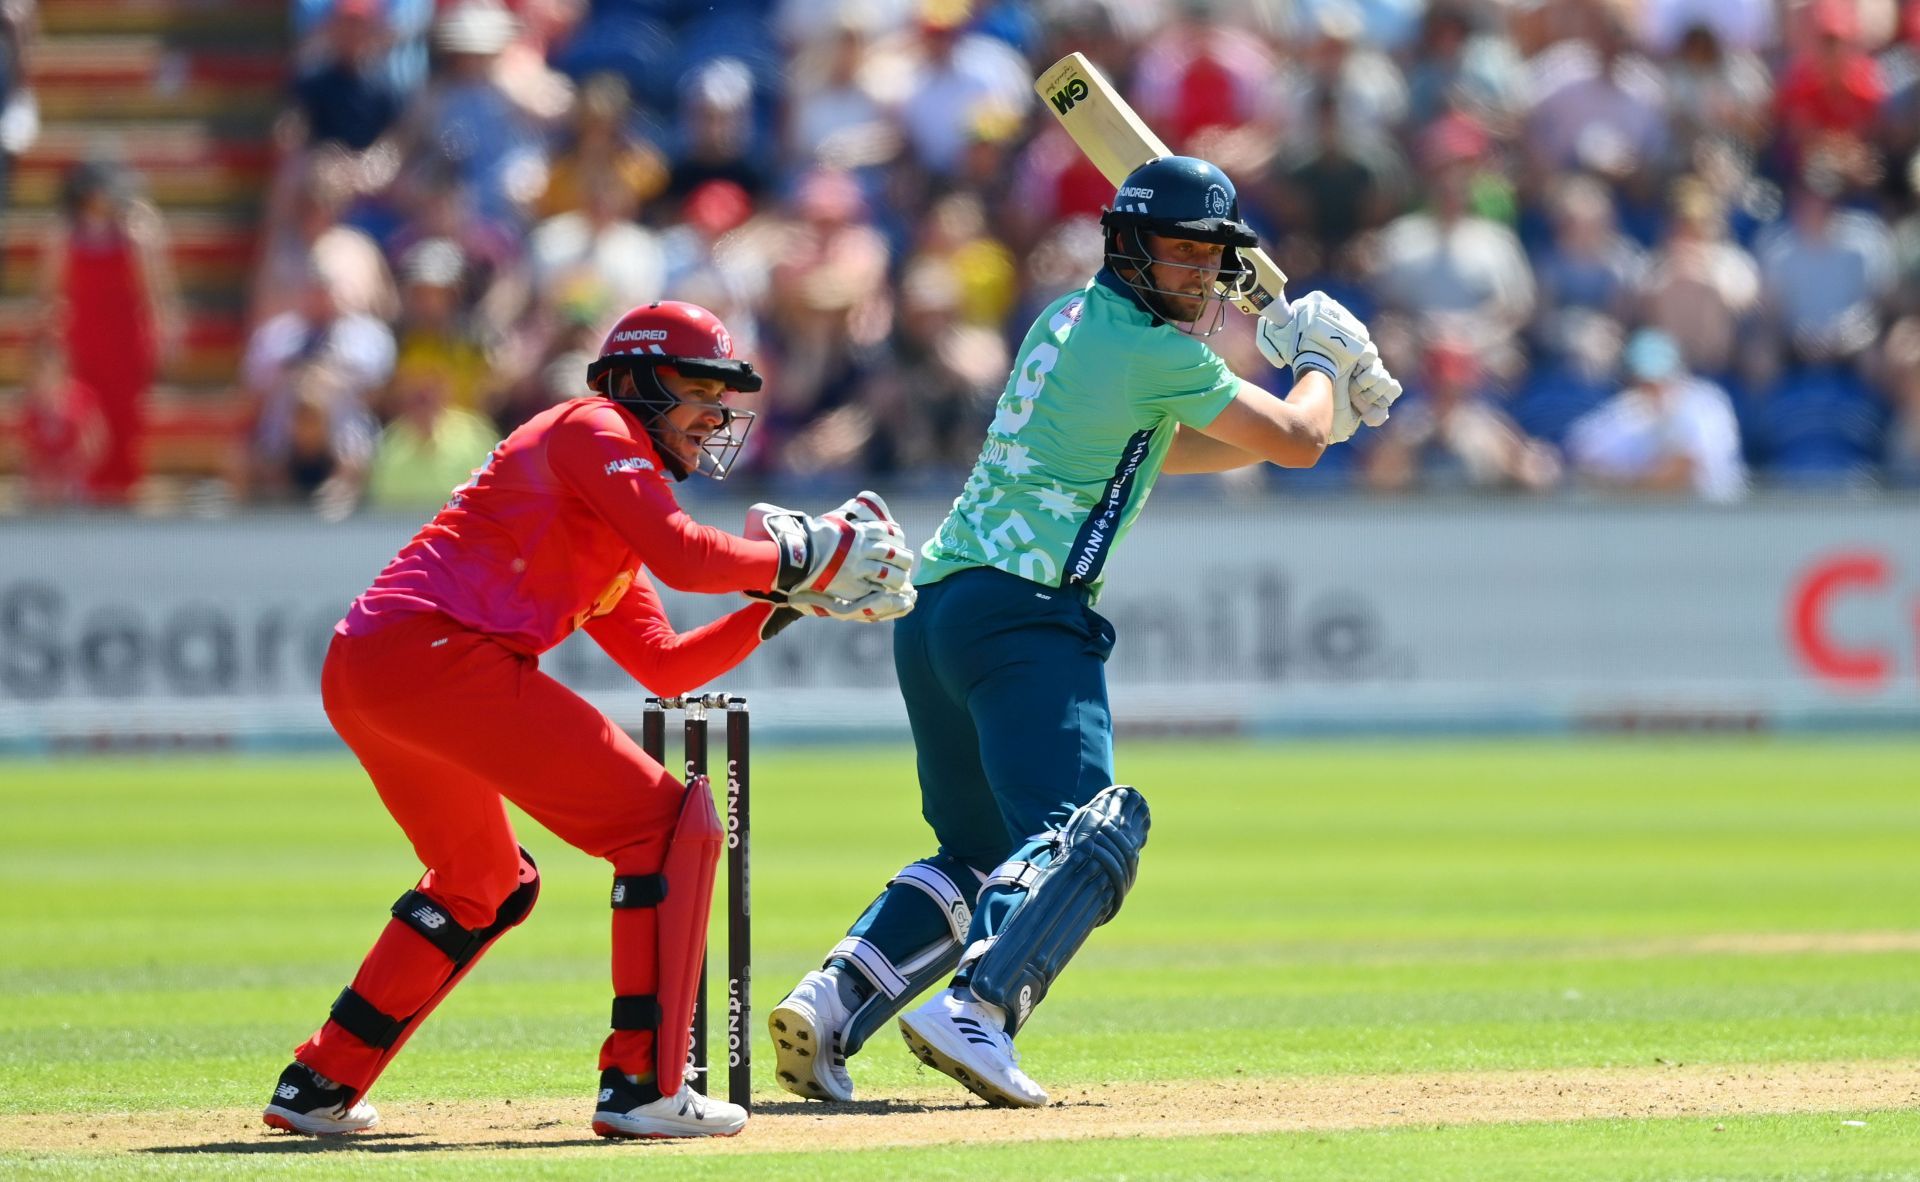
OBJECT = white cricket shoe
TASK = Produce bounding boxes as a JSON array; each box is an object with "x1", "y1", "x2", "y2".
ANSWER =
[
  {"x1": 591, "y1": 1069, "x2": 747, "y2": 1139},
  {"x1": 898, "y1": 987, "x2": 1048, "y2": 1108},
  {"x1": 261, "y1": 1062, "x2": 379, "y2": 1135},
  {"x1": 769, "y1": 970, "x2": 856, "y2": 1101}
]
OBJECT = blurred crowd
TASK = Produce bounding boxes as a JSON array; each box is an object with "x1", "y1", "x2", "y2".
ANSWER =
[{"x1": 24, "y1": 0, "x2": 1920, "y2": 512}]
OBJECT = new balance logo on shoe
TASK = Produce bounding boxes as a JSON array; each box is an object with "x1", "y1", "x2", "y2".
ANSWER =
[
  {"x1": 599, "y1": 1087, "x2": 614, "y2": 1102},
  {"x1": 275, "y1": 1083, "x2": 300, "y2": 1100}
]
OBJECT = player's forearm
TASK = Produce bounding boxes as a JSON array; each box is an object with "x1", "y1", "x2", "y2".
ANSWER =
[
  {"x1": 588, "y1": 603, "x2": 773, "y2": 698},
  {"x1": 1199, "y1": 376, "x2": 1332, "y2": 469},
  {"x1": 1163, "y1": 424, "x2": 1263, "y2": 474}
]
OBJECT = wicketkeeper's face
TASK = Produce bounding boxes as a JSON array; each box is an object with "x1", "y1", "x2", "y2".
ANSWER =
[
  {"x1": 656, "y1": 369, "x2": 732, "y2": 470},
  {"x1": 1141, "y1": 232, "x2": 1226, "y2": 322}
]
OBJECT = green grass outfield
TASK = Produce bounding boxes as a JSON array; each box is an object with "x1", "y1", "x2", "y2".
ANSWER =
[{"x1": 4, "y1": 738, "x2": 1919, "y2": 1179}]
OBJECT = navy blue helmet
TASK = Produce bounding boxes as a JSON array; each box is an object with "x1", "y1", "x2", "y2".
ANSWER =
[{"x1": 1098, "y1": 156, "x2": 1257, "y2": 334}]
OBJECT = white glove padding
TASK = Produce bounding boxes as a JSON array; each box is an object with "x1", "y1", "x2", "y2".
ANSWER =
[
  {"x1": 1350, "y1": 354, "x2": 1403, "y2": 427},
  {"x1": 1255, "y1": 291, "x2": 1375, "y2": 383},
  {"x1": 747, "y1": 492, "x2": 915, "y2": 606},
  {"x1": 822, "y1": 489, "x2": 898, "y2": 529},
  {"x1": 785, "y1": 583, "x2": 918, "y2": 622},
  {"x1": 1324, "y1": 356, "x2": 1405, "y2": 445}
]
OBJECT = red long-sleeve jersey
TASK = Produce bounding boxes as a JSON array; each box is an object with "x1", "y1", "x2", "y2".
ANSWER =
[{"x1": 340, "y1": 397, "x2": 780, "y2": 696}]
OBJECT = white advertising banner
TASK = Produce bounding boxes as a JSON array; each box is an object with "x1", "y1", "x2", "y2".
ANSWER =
[{"x1": 2, "y1": 498, "x2": 1917, "y2": 751}]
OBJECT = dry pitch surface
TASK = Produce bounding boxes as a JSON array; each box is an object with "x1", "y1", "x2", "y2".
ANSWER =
[{"x1": 7, "y1": 1062, "x2": 1916, "y2": 1158}]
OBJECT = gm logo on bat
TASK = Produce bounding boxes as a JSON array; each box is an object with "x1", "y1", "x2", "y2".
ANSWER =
[{"x1": 1048, "y1": 76, "x2": 1089, "y2": 114}]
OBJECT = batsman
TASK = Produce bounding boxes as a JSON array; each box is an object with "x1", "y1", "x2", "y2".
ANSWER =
[
  {"x1": 769, "y1": 156, "x2": 1402, "y2": 1107},
  {"x1": 260, "y1": 301, "x2": 914, "y2": 1140}
]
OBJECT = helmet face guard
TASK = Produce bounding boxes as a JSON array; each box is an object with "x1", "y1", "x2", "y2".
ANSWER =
[
  {"x1": 1098, "y1": 155, "x2": 1261, "y2": 337},
  {"x1": 1100, "y1": 210, "x2": 1257, "y2": 337},
  {"x1": 587, "y1": 355, "x2": 760, "y2": 481}
]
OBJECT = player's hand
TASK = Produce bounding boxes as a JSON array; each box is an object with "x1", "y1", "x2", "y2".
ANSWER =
[
  {"x1": 746, "y1": 582, "x2": 917, "y2": 623},
  {"x1": 747, "y1": 501, "x2": 914, "y2": 603},
  {"x1": 821, "y1": 489, "x2": 898, "y2": 530},
  {"x1": 756, "y1": 601, "x2": 805, "y2": 639},
  {"x1": 787, "y1": 584, "x2": 917, "y2": 622},
  {"x1": 1255, "y1": 291, "x2": 1375, "y2": 383},
  {"x1": 1350, "y1": 353, "x2": 1404, "y2": 428}
]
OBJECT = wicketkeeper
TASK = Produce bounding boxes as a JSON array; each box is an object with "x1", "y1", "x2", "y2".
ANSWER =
[
  {"x1": 769, "y1": 157, "x2": 1401, "y2": 1107},
  {"x1": 262, "y1": 301, "x2": 915, "y2": 1140}
]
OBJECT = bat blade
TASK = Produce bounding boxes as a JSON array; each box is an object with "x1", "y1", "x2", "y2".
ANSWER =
[{"x1": 1034, "y1": 51, "x2": 1290, "y2": 320}]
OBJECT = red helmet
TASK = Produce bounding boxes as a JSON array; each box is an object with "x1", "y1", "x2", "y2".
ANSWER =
[{"x1": 586, "y1": 301, "x2": 761, "y2": 479}]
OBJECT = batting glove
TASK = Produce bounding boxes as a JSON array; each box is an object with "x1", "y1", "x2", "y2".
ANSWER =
[{"x1": 1255, "y1": 291, "x2": 1375, "y2": 383}]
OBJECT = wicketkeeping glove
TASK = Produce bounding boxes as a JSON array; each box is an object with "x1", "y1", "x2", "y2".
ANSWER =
[{"x1": 746, "y1": 490, "x2": 918, "y2": 622}]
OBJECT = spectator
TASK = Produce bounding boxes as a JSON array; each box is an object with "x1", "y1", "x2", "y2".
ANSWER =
[
  {"x1": 37, "y1": 161, "x2": 182, "y2": 505},
  {"x1": 1531, "y1": 173, "x2": 1645, "y2": 325},
  {"x1": 911, "y1": 191, "x2": 1016, "y2": 328},
  {"x1": 253, "y1": 360, "x2": 377, "y2": 520},
  {"x1": 1525, "y1": 4, "x2": 1669, "y2": 179},
  {"x1": 896, "y1": 0, "x2": 1029, "y2": 178},
  {"x1": 389, "y1": 163, "x2": 520, "y2": 315},
  {"x1": 241, "y1": 265, "x2": 394, "y2": 501},
  {"x1": 1404, "y1": 2, "x2": 1526, "y2": 137},
  {"x1": 1362, "y1": 336, "x2": 1561, "y2": 494},
  {"x1": 851, "y1": 258, "x2": 1006, "y2": 477},
  {"x1": 764, "y1": 168, "x2": 892, "y2": 458},
  {"x1": 529, "y1": 169, "x2": 667, "y2": 318},
  {"x1": 294, "y1": 0, "x2": 433, "y2": 97},
  {"x1": 1566, "y1": 328, "x2": 1747, "y2": 501},
  {"x1": 19, "y1": 334, "x2": 105, "y2": 509},
  {"x1": 1269, "y1": 88, "x2": 1410, "y2": 252},
  {"x1": 666, "y1": 57, "x2": 772, "y2": 209},
  {"x1": 1663, "y1": 22, "x2": 1773, "y2": 165},
  {"x1": 1756, "y1": 171, "x2": 1896, "y2": 361},
  {"x1": 253, "y1": 148, "x2": 398, "y2": 324},
  {"x1": 291, "y1": 0, "x2": 405, "y2": 153},
  {"x1": 1640, "y1": 0, "x2": 1775, "y2": 56},
  {"x1": 537, "y1": 72, "x2": 668, "y2": 222},
  {"x1": 1639, "y1": 176, "x2": 1761, "y2": 378},
  {"x1": 364, "y1": 362, "x2": 500, "y2": 510},
  {"x1": 1289, "y1": 0, "x2": 1425, "y2": 55},
  {"x1": 392, "y1": 1, "x2": 547, "y2": 230},
  {"x1": 1773, "y1": 0, "x2": 1885, "y2": 178},
  {"x1": 660, "y1": 178, "x2": 761, "y2": 297},
  {"x1": 783, "y1": 1, "x2": 898, "y2": 171},
  {"x1": 0, "y1": 0, "x2": 38, "y2": 242},
  {"x1": 1285, "y1": 2, "x2": 1407, "y2": 145},
  {"x1": 1369, "y1": 116, "x2": 1536, "y2": 347},
  {"x1": 390, "y1": 238, "x2": 495, "y2": 419},
  {"x1": 1131, "y1": 0, "x2": 1286, "y2": 152}
]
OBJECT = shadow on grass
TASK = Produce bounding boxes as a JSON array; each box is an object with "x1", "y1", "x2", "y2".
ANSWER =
[
  {"x1": 138, "y1": 1098, "x2": 988, "y2": 1154},
  {"x1": 143, "y1": 1133, "x2": 608, "y2": 1154},
  {"x1": 745, "y1": 1097, "x2": 980, "y2": 1116}
]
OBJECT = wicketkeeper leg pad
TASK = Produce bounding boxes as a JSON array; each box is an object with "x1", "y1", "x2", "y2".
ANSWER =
[
  {"x1": 317, "y1": 845, "x2": 542, "y2": 1099},
  {"x1": 957, "y1": 785, "x2": 1150, "y2": 1032},
  {"x1": 828, "y1": 854, "x2": 980, "y2": 1053},
  {"x1": 608, "y1": 776, "x2": 722, "y2": 1097}
]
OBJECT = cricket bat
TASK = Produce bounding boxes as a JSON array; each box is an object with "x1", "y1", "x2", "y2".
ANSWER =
[{"x1": 1034, "y1": 52, "x2": 1291, "y2": 321}]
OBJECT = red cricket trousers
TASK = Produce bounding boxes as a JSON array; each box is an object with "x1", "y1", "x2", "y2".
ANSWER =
[{"x1": 298, "y1": 610, "x2": 688, "y2": 1090}]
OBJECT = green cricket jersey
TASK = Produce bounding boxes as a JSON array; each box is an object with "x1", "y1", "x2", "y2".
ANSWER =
[{"x1": 917, "y1": 272, "x2": 1244, "y2": 600}]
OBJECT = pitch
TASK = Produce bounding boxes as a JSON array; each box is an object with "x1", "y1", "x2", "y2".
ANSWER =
[{"x1": 4, "y1": 738, "x2": 1919, "y2": 1179}]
